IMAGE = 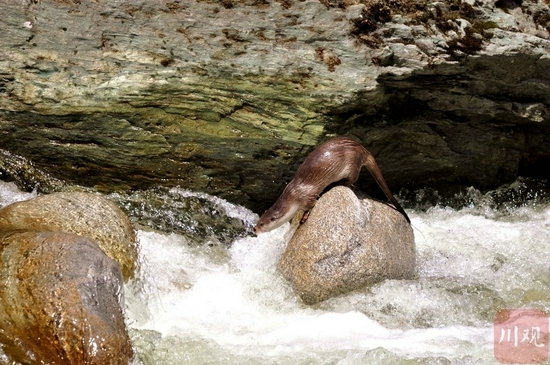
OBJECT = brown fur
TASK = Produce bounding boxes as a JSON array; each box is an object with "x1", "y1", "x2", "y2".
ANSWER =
[{"x1": 254, "y1": 137, "x2": 410, "y2": 234}]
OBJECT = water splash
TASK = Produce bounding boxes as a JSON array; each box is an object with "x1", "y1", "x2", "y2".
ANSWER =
[
  {"x1": 399, "y1": 177, "x2": 550, "y2": 216},
  {"x1": 0, "y1": 181, "x2": 37, "y2": 207},
  {"x1": 1, "y1": 179, "x2": 548, "y2": 364},
  {"x1": 122, "y1": 180, "x2": 549, "y2": 364}
]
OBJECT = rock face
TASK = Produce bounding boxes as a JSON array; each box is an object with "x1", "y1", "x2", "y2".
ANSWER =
[
  {"x1": 0, "y1": 0, "x2": 549, "y2": 212},
  {"x1": 0, "y1": 191, "x2": 138, "y2": 280},
  {"x1": 0, "y1": 230, "x2": 134, "y2": 365},
  {"x1": 279, "y1": 186, "x2": 415, "y2": 304}
]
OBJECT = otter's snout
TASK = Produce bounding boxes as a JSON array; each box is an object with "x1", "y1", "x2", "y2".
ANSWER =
[{"x1": 253, "y1": 224, "x2": 264, "y2": 236}]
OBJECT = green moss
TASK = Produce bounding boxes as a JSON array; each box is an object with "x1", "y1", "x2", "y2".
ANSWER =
[{"x1": 472, "y1": 20, "x2": 498, "y2": 39}]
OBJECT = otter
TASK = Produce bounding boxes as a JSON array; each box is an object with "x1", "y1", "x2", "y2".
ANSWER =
[{"x1": 254, "y1": 137, "x2": 410, "y2": 234}]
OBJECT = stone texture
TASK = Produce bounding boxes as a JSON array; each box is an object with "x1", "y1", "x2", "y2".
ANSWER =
[
  {"x1": 0, "y1": 0, "x2": 548, "y2": 213},
  {"x1": 0, "y1": 192, "x2": 138, "y2": 280},
  {"x1": 0, "y1": 230, "x2": 133, "y2": 365},
  {"x1": 279, "y1": 186, "x2": 415, "y2": 304},
  {"x1": 109, "y1": 187, "x2": 256, "y2": 245}
]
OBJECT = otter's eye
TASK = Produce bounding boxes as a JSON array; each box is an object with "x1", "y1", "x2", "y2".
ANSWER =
[{"x1": 270, "y1": 217, "x2": 275, "y2": 222}]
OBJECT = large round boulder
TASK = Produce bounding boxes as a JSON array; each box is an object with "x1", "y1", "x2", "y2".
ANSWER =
[
  {"x1": 279, "y1": 186, "x2": 415, "y2": 304},
  {"x1": 0, "y1": 230, "x2": 134, "y2": 365},
  {"x1": 0, "y1": 191, "x2": 137, "y2": 280}
]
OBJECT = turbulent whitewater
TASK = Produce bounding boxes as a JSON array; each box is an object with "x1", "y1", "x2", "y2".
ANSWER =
[{"x1": 0, "y1": 181, "x2": 548, "y2": 364}]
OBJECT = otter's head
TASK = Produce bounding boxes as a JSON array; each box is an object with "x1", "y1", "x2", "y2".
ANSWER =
[{"x1": 254, "y1": 200, "x2": 299, "y2": 235}]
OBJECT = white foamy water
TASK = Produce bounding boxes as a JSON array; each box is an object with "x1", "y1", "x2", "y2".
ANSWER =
[
  {"x1": 0, "y1": 181, "x2": 548, "y2": 364},
  {"x1": 0, "y1": 181, "x2": 37, "y2": 206},
  {"x1": 125, "y1": 198, "x2": 549, "y2": 364}
]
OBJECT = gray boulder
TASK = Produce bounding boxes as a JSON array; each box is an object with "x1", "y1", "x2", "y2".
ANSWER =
[
  {"x1": 0, "y1": 230, "x2": 134, "y2": 365},
  {"x1": 0, "y1": 191, "x2": 138, "y2": 280},
  {"x1": 279, "y1": 186, "x2": 415, "y2": 304}
]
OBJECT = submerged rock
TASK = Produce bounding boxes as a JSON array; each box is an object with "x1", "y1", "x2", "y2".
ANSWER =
[
  {"x1": 109, "y1": 186, "x2": 256, "y2": 246},
  {"x1": 0, "y1": 230, "x2": 133, "y2": 365},
  {"x1": 0, "y1": 191, "x2": 138, "y2": 280},
  {"x1": 279, "y1": 186, "x2": 415, "y2": 304}
]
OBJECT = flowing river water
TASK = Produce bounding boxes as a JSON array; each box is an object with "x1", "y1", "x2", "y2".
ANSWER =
[{"x1": 0, "y1": 179, "x2": 548, "y2": 365}]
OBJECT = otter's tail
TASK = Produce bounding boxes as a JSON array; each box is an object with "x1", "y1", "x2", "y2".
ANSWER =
[{"x1": 363, "y1": 152, "x2": 411, "y2": 224}]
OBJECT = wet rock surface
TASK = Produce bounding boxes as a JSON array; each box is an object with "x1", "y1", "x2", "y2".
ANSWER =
[
  {"x1": 0, "y1": 191, "x2": 138, "y2": 280},
  {"x1": 0, "y1": 230, "x2": 134, "y2": 365},
  {"x1": 110, "y1": 186, "x2": 256, "y2": 245},
  {"x1": 279, "y1": 186, "x2": 415, "y2": 304},
  {"x1": 0, "y1": 0, "x2": 549, "y2": 213}
]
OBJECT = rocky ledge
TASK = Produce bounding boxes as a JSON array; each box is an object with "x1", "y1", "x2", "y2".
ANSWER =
[{"x1": 0, "y1": 0, "x2": 549, "y2": 213}]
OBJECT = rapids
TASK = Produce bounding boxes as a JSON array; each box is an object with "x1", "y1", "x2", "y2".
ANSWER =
[{"x1": 0, "y1": 180, "x2": 548, "y2": 364}]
